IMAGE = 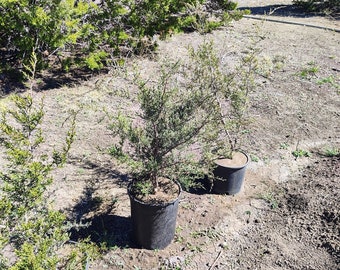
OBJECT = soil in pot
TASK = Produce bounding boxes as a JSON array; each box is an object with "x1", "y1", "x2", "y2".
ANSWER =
[
  {"x1": 212, "y1": 151, "x2": 249, "y2": 195},
  {"x1": 128, "y1": 178, "x2": 181, "y2": 250}
]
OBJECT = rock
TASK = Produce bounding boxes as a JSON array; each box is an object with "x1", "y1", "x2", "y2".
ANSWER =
[{"x1": 164, "y1": 256, "x2": 185, "y2": 268}]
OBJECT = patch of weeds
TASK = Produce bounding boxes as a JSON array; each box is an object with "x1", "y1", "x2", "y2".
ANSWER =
[
  {"x1": 263, "y1": 156, "x2": 270, "y2": 164},
  {"x1": 250, "y1": 154, "x2": 259, "y2": 162},
  {"x1": 186, "y1": 242, "x2": 203, "y2": 252},
  {"x1": 65, "y1": 240, "x2": 102, "y2": 269},
  {"x1": 241, "y1": 129, "x2": 251, "y2": 135},
  {"x1": 322, "y1": 146, "x2": 339, "y2": 157},
  {"x1": 133, "y1": 181, "x2": 154, "y2": 197},
  {"x1": 175, "y1": 226, "x2": 184, "y2": 243},
  {"x1": 317, "y1": 75, "x2": 340, "y2": 90},
  {"x1": 259, "y1": 191, "x2": 279, "y2": 209},
  {"x1": 257, "y1": 55, "x2": 274, "y2": 78},
  {"x1": 292, "y1": 149, "x2": 311, "y2": 158},
  {"x1": 55, "y1": 94, "x2": 64, "y2": 103},
  {"x1": 180, "y1": 203, "x2": 191, "y2": 210},
  {"x1": 298, "y1": 62, "x2": 319, "y2": 79},
  {"x1": 190, "y1": 230, "x2": 202, "y2": 239},
  {"x1": 190, "y1": 227, "x2": 221, "y2": 240},
  {"x1": 175, "y1": 235, "x2": 185, "y2": 244},
  {"x1": 272, "y1": 55, "x2": 286, "y2": 70},
  {"x1": 182, "y1": 254, "x2": 195, "y2": 268},
  {"x1": 280, "y1": 142, "x2": 289, "y2": 150},
  {"x1": 77, "y1": 168, "x2": 86, "y2": 175},
  {"x1": 111, "y1": 197, "x2": 118, "y2": 205},
  {"x1": 208, "y1": 196, "x2": 215, "y2": 205},
  {"x1": 176, "y1": 226, "x2": 183, "y2": 233}
]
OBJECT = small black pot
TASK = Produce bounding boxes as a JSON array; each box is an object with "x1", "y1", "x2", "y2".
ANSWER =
[
  {"x1": 212, "y1": 151, "x2": 250, "y2": 195},
  {"x1": 128, "y1": 181, "x2": 181, "y2": 250}
]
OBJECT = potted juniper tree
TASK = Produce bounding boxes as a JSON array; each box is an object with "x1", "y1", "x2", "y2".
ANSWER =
[
  {"x1": 188, "y1": 41, "x2": 258, "y2": 195},
  {"x1": 108, "y1": 61, "x2": 215, "y2": 249}
]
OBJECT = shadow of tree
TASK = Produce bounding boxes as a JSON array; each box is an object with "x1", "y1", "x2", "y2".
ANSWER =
[
  {"x1": 69, "y1": 214, "x2": 134, "y2": 249},
  {"x1": 239, "y1": 4, "x2": 337, "y2": 18},
  {"x1": 0, "y1": 58, "x2": 109, "y2": 95},
  {"x1": 65, "y1": 156, "x2": 134, "y2": 248},
  {"x1": 0, "y1": 69, "x2": 25, "y2": 96},
  {"x1": 187, "y1": 175, "x2": 212, "y2": 195},
  {"x1": 68, "y1": 155, "x2": 129, "y2": 186},
  {"x1": 38, "y1": 67, "x2": 110, "y2": 91}
]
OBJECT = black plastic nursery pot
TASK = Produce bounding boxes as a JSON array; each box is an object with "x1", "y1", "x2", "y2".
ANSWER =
[
  {"x1": 128, "y1": 181, "x2": 181, "y2": 250},
  {"x1": 212, "y1": 151, "x2": 250, "y2": 195}
]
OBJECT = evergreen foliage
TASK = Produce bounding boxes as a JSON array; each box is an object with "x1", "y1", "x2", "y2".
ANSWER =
[
  {"x1": 0, "y1": 94, "x2": 99, "y2": 268},
  {"x1": 0, "y1": 0, "x2": 96, "y2": 69},
  {"x1": 109, "y1": 61, "x2": 217, "y2": 193},
  {"x1": 108, "y1": 37, "x2": 260, "y2": 195},
  {"x1": 0, "y1": 0, "x2": 247, "y2": 75}
]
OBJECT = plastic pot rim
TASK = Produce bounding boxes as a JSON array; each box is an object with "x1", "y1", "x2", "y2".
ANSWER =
[
  {"x1": 213, "y1": 150, "x2": 250, "y2": 169},
  {"x1": 127, "y1": 180, "x2": 182, "y2": 207}
]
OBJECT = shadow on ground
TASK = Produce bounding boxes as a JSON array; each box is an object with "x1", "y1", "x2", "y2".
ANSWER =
[
  {"x1": 187, "y1": 175, "x2": 212, "y2": 195},
  {"x1": 66, "y1": 179, "x2": 134, "y2": 249},
  {"x1": 239, "y1": 4, "x2": 338, "y2": 18},
  {"x1": 66, "y1": 156, "x2": 134, "y2": 248},
  {"x1": 69, "y1": 213, "x2": 134, "y2": 248},
  {"x1": 0, "y1": 57, "x2": 109, "y2": 95},
  {"x1": 69, "y1": 156, "x2": 129, "y2": 186}
]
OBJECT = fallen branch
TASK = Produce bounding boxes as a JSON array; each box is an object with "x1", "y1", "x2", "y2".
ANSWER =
[
  {"x1": 209, "y1": 249, "x2": 223, "y2": 270},
  {"x1": 243, "y1": 15, "x2": 340, "y2": 33}
]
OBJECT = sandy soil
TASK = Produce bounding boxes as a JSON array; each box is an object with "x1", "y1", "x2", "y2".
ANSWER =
[{"x1": 1, "y1": 1, "x2": 339, "y2": 269}]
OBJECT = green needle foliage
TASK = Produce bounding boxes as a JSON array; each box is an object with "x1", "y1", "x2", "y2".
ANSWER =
[
  {"x1": 0, "y1": 0, "x2": 97, "y2": 70},
  {"x1": 0, "y1": 48, "x2": 100, "y2": 269},
  {"x1": 109, "y1": 38, "x2": 260, "y2": 194},
  {"x1": 0, "y1": 0, "x2": 247, "y2": 75},
  {"x1": 0, "y1": 93, "x2": 91, "y2": 269},
  {"x1": 187, "y1": 40, "x2": 258, "y2": 160},
  {"x1": 109, "y1": 61, "x2": 217, "y2": 193}
]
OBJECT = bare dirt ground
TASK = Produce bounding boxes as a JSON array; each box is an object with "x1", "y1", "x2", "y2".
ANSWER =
[{"x1": 1, "y1": 1, "x2": 339, "y2": 269}]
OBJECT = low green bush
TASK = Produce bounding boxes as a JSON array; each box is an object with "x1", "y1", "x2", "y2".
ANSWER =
[
  {"x1": 0, "y1": 0, "x2": 96, "y2": 70},
  {"x1": 0, "y1": 0, "x2": 247, "y2": 76},
  {"x1": 0, "y1": 94, "x2": 100, "y2": 268}
]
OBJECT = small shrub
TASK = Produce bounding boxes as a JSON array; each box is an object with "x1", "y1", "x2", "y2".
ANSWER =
[
  {"x1": 0, "y1": 52, "x2": 102, "y2": 269},
  {"x1": 187, "y1": 40, "x2": 259, "y2": 160},
  {"x1": 0, "y1": 93, "x2": 77, "y2": 268},
  {"x1": 109, "y1": 60, "x2": 217, "y2": 193},
  {"x1": 85, "y1": 51, "x2": 109, "y2": 71},
  {"x1": 0, "y1": 93, "x2": 100, "y2": 268}
]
